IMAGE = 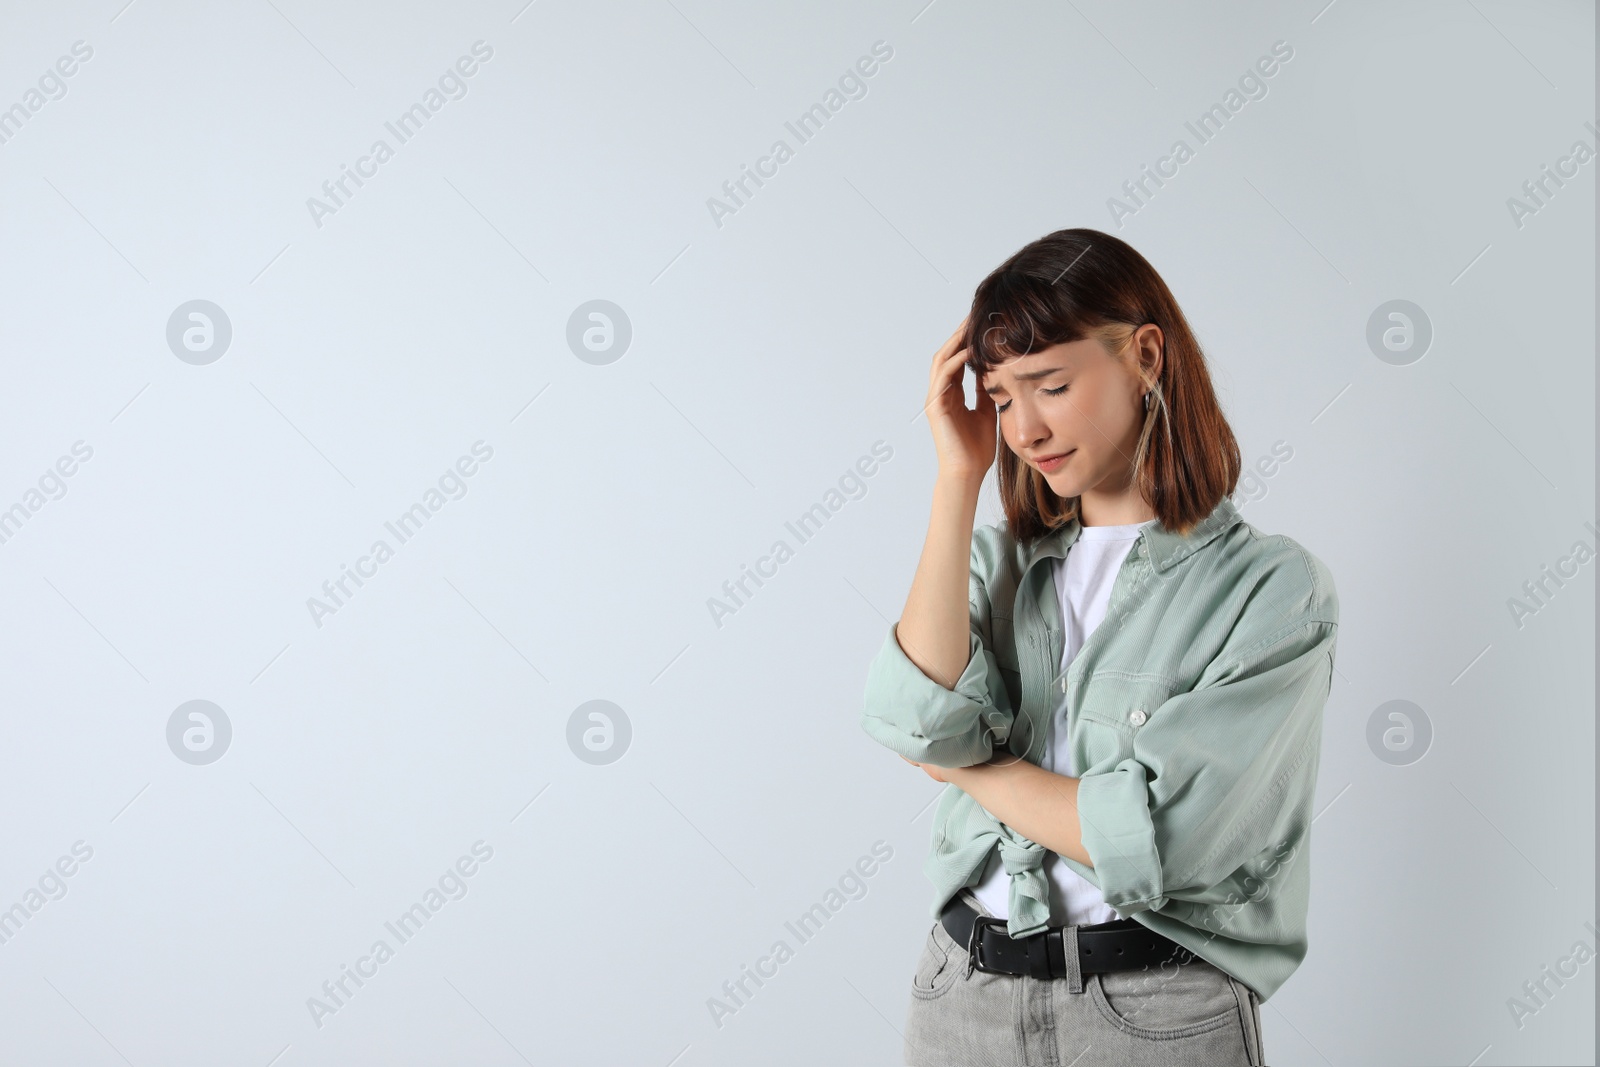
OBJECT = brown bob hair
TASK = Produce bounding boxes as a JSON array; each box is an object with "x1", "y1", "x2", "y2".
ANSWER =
[{"x1": 965, "y1": 228, "x2": 1241, "y2": 542}]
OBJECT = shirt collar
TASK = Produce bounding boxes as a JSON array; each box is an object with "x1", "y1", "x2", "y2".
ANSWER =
[{"x1": 1019, "y1": 495, "x2": 1243, "y2": 577}]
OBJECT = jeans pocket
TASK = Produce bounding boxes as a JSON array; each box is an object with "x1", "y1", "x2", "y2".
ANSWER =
[
  {"x1": 1236, "y1": 979, "x2": 1266, "y2": 1065},
  {"x1": 910, "y1": 921, "x2": 965, "y2": 1000},
  {"x1": 1088, "y1": 958, "x2": 1240, "y2": 1039}
]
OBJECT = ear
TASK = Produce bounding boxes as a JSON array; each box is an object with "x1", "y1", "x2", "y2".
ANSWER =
[{"x1": 1134, "y1": 323, "x2": 1164, "y2": 384}]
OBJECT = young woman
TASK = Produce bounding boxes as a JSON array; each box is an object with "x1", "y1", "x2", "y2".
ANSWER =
[{"x1": 860, "y1": 228, "x2": 1339, "y2": 1067}]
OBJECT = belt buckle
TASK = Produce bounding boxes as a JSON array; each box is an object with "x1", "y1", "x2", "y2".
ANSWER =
[{"x1": 964, "y1": 914, "x2": 1006, "y2": 976}]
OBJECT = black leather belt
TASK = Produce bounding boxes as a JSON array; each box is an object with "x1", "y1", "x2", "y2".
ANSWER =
[{"x1": 939, "y1": 895, "x2": 1196, "y2": 980}]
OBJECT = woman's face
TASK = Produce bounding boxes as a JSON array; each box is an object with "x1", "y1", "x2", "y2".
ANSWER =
[{"x1": 980, "y1": 332, "x2": 1153, "y2": 501}]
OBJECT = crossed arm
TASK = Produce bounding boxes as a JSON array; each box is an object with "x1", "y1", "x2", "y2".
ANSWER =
[
  {"x1": 887, "y1": 473, "x2": 1096, "y2": 872},
  {"x1": 901, "y1": 754, "x2": 1094, "y2": 868}
]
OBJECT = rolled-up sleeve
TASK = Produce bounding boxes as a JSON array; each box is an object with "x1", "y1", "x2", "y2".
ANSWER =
[
  {"x1": 860, "y1": 536, "x2": 1017, "y2": 768},
  {"x1": 1075, "y1": 617, "x2": 1337, "y2": 916},
  {"x1": 860, "y1": 621, "x2": 1016, "y2": 767}
]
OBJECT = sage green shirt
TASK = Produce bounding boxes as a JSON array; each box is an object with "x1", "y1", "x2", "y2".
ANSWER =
[{"x1": 860, "y1": 496, "x2": 1338, "y2": 1002}]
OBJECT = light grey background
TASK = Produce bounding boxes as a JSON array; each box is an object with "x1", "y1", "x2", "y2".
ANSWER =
[{"x1": 0, "y1": 1, "x2": 1593, "y2": 1064}]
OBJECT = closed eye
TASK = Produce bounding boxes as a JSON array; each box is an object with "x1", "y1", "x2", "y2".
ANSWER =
[{"x1": 995, "y1": 383, "x2": 1067, "y2": 414}]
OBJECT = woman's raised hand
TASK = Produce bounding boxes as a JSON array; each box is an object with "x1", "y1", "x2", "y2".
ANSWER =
[{"x1": 924, "y1": 315, "x2": 997, "y2": 484}]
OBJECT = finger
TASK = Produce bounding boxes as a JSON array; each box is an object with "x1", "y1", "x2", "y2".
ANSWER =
[
  {"x1": 929, "y1": 350, "x2": 974, "y2": 407},
  {"x1": 929, "y1": 316, "x2": 972, "y2": 373},
  {"x1": 929, "y1": 344, "x2": 970, "y2": 397},
  {"x1": 932, "y1": 346, "x2": 972, "y2": 387},
  {"x1": 974, "y1": 378, "x2": 997, "y2": 413}
]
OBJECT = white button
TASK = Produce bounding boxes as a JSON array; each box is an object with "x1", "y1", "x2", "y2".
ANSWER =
[{"x1": 1129, "y1": 709, "x2": 1148, "y2": 726}]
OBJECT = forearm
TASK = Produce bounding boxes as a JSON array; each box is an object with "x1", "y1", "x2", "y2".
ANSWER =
[
  {"x1": 895, "y1": 474, "x2": 984, "y2": 689},
  {"x1": 945, "y1": 759, "x2": 1093, "y2": 867}
]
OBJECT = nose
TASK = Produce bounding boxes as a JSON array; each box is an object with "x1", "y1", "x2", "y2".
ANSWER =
[{"x1": 1010, "y1": 401, "x2": 1051, "y2": 450}]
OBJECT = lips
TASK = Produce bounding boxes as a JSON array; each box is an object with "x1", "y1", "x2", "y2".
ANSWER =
[{"x1": 1034, "y1": 450, "x2": 1073, "y2": 472}]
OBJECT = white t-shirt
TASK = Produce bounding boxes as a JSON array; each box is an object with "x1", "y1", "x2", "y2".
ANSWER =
[{"x1": 969, "y1": 517, "x2": 1157, "y2": 925}]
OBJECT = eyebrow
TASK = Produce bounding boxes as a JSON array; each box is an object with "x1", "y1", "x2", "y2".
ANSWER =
[{"x1": 982, "y1": 366, "x2": 1068, "y2": 396}]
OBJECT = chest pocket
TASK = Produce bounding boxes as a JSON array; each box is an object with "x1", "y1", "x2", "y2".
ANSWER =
[{"x1": 1075, "y1": 671, "x2": 1178, "y2": 740}]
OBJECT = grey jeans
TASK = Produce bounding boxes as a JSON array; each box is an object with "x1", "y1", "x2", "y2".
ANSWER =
[{"x1": 904, "y1": 895, "x2": 1264, "y2": 1067}]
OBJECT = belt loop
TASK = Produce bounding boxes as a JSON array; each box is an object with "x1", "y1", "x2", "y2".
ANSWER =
[{"x1": 1062, "y1": 923, "x2": 1083, "y2": 994}]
